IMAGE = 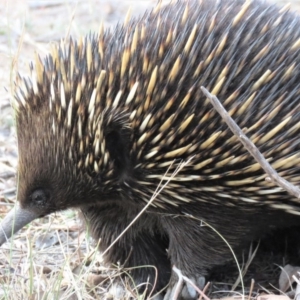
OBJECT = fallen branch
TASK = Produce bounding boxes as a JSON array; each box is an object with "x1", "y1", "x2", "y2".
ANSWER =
[
  {"x1": 172, "y1": 266, "x2": 210, "y2": 300},
  {"x1": 201, "y1": 86, "x2": 300, "y2": 199}
]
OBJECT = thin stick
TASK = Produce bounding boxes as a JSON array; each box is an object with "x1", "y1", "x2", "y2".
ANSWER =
[
  {"x1": 199, "y1": 281, "x2": 210, "y2": 300},
  {"x1": 172, "y1": 266, "x2": 211, "y2": 300},
  {"x1": 247, "y1": 279, "x2": 255, "y2": 300},
  {"x1": 201, "y1": 86, "x2": 300, "y2": 199}
]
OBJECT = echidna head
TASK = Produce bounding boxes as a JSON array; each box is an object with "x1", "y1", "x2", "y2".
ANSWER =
[
  {"x1": 16, "y1": 101, "x2": 131, "y2": 216},
  {"x1": 0, "y1": 40, "x2": 134, "y2": 244}
]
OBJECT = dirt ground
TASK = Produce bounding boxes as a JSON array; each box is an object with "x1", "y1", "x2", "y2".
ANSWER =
[{"x1": 1, "y1": 0, "x2": 300, "y2": 299}]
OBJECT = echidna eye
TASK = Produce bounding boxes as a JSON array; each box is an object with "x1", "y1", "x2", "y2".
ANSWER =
[{"x1": 30, "y1": 189, "x2": 47, "y2": 206}]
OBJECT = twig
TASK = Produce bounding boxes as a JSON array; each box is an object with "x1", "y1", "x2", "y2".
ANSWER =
[
  {"x1": 247, "y1": 279, "x2": 255, "y2": 300},
  {"x1": 170, "y1": 266, "x2": 184, "y2": 299},
  {"x1": 201, "y1": 86, "x2": 300, "y2": 199},
  {"x1": 172, "y1": 266, "x2": 211, "y2": 300},
  {"x1": 199, "y1": 281, "x2": 210, "y2": 300}
]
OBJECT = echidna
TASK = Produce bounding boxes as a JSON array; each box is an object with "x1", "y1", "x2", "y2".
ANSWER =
[{"x1": 2, "y1": 0, "x2": 300, "y2": 298}]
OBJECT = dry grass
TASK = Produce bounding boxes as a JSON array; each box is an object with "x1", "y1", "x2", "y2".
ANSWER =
[{"x1": 1, "y1": 0, "x2": 300, "y2": 299}]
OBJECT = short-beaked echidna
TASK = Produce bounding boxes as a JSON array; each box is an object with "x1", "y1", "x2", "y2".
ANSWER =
[{"x1": 2, "y1": 0, "x2": 300, "y2": 298}]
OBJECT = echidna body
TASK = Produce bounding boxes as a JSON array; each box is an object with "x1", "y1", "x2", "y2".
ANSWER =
[{"x1": 2, "y1": 0, "x2": 300, "y2": 297}]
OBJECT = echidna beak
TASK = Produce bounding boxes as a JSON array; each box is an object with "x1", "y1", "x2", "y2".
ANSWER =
[{"x1": 0, "y1": 204, "x2": 38, "y2": 246}]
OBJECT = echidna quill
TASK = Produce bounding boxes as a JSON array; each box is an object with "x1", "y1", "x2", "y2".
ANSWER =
[{"x1": 2, "y1": 0, "x2": 300, "y2": 298}]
